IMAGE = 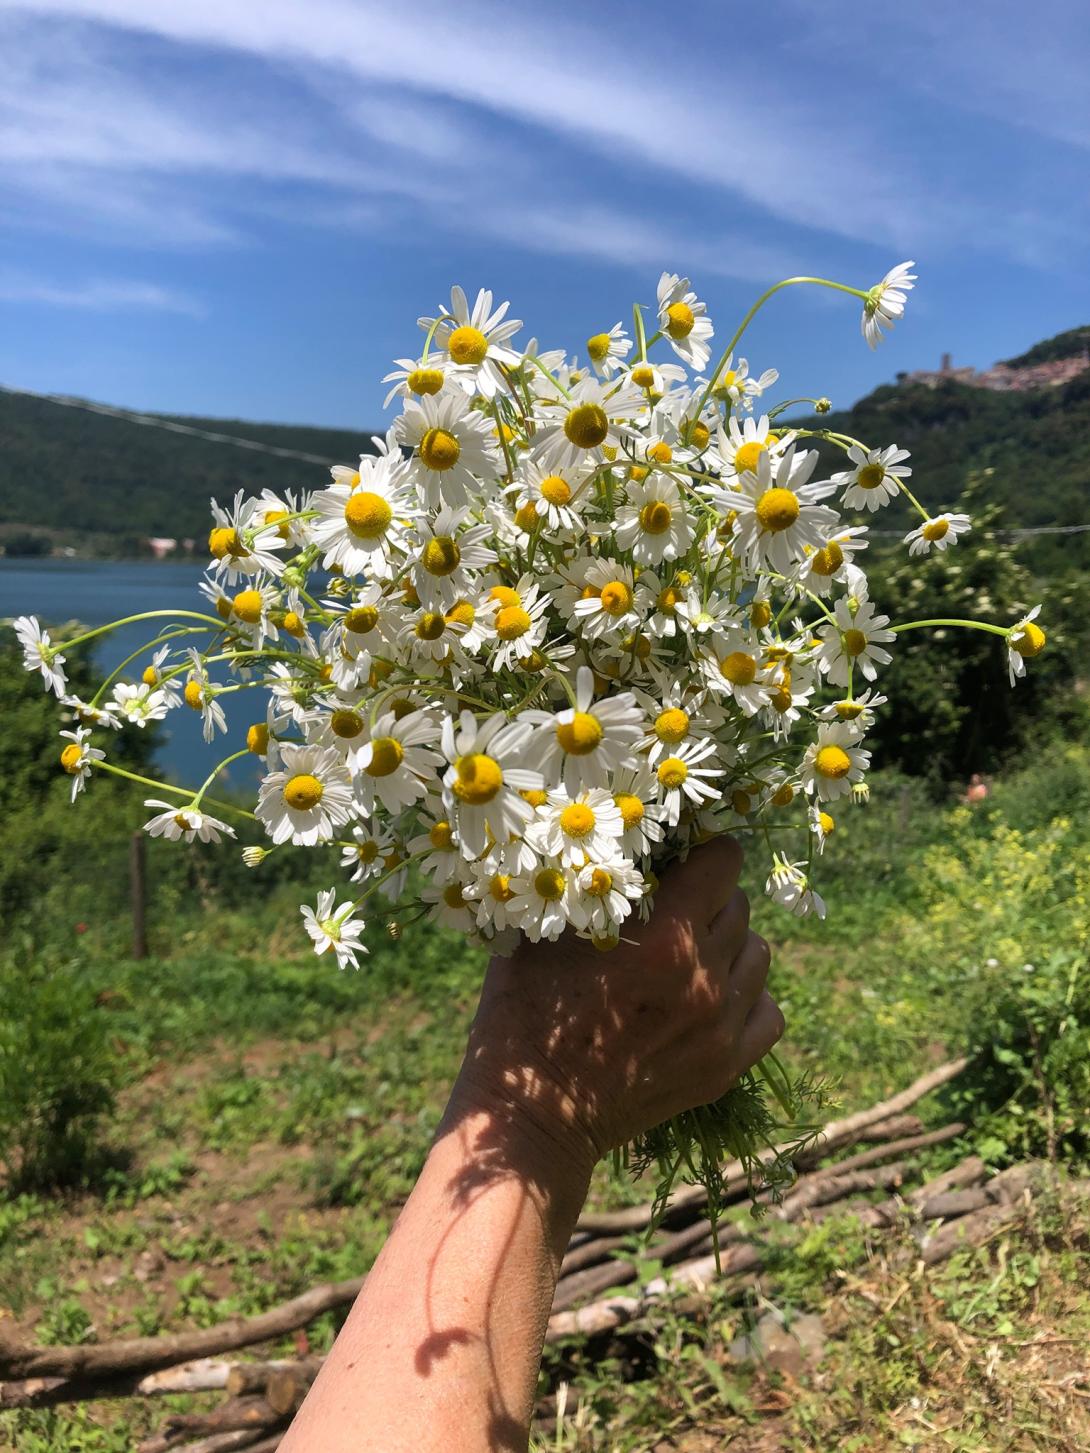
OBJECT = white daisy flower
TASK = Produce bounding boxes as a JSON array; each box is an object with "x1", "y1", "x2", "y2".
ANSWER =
[
  {"x1": 58, "y1": 726, "x2": 104, "y2": 801},
  {"x1": 256, "y1": 743, "x2": 356, "y2": 846},
  {"x1": 585, "y1": 323, "x2": 632, "y2": 378},
  {"x1": 653, "y1": 738, "x2": 725, "y2": 828},
  {"x1": 61, "y1": 694, "x2": 122, "y2": 731},
  {"x1": 701, "y1": 630, "x2": 769, "y2": 717},
  {"x1": 710, "y1": 413, "x2": 792, "y2": 481},
  {"x1": 531, "y1": 376, "x2": 644, "y2": 474},
  {"x1": 1007, "y1": 605, "x2": 1045, "y2": 687},
  {"x1": 406, "y1": 808, "x2": 463, "y2": 884},
  {"x1": 507, "y1": 458, "x2": 594, "y2": 534},
  {"x1": 505, "y1": 861, "x2": 578, "y2": 943},
  {"x1": 419, "y1": 285, "x2": 523, "y2": 400},
  {"x1": 482, "y1": 580, "x2": 551, "y2": 670},
  {"x1": 301, "y1": 888, "x2": 367, "y2": 971},
  {"x1": 526, "y1": 787, "x2": 625, "y2": 866},
  {"x1": 818, "y1": 687, "x2": 888, "y2": 738},
  {"x1": 441, "y1": 711, "x2": 544, "y2": 858},
  {"x1": 182, "y1": 651, "x2": 228, "y2": 742},
  {"x1": 226, "y1": 578, "x2": 280, "y2": 648},
  {"x1": 355, "y1": 709, "x2": 444, "y2": 814},
  {"x1": 861, "y1": 261, "x2": 916, "y2": 348},
  {"x1": 796, "y1": 527, "x2": 870, "y2": 596},
  {"x1": 142, "y1": 798, "x2": 235, "y2": 844},
  {"x1": 13, "y1": 616, "x2": 67, "y2": 695},
  {"x1": 766, "y1": 856, "x2": 827, "y2": 919},
  {"x1": 609, "y1": 762, "x2": 665, "y2": 857},
  {"x1": 256, "y1": 488, "x2": 308, "y2": 549},
  {"x1": 835, "y1": 444, "x2": 911, "y2": 512},
  {"x1": 624, "y1": 358, "x2": 689, "y2": 397},
  {"x1": 381, "y1": 356, "x2": 448, "y2": 408},
  {"x1": 673, "y1": 590, "x2": 741, "y2": 648},
  {"x1": 108, "y1": 681, "x2": 171, "y2": 728},
  {"x1": 573, "y1": 858, "x2": 645, "y2": 939},
  {"x1": 727, "y1": 447, "x2": 840, "y2": 576},
  {"x1": 339, "y1": 823, "x2": 399, "y2": 884},
  {"x1": 657, "y1": 272, "x2": 714, "y2": 371},
  {"x1": 461, "y1": 862, "x2": 523, "y2": 934},
  {"x1": 904, "y1": 513, "x2": 972, "y2": 556},
  {"x1": 208, "y1": 491, "x2": 287, "y2": 582},
  {"x1": 396, "y1": 388, "x2": 502, "y2": 508},
  {"x1": 309, "y1": 452, "x2": 418, "y2": 579},
  {"x1": 634, "y1": 570, "x2": 691, "y2": 640},
  {"x1": 759, "y1": 661, "x2": 816, "y2": 739},
  {"x1": 799, "y1": 722, "x2": 870, "y2": 802},
  {"x1": 614, "y1": 477, "x2": 693, "y2": 565},
  {"x1": 137, "y1": 645, "x2": 182, "y2": 706},
  {"x1": 710, "y1": 354, "x2": 778, "y2": 410},
  {"x1": 410, "y1": 506, "x2": 498, "y2": 610},
  {"x1": 817, "y1": 598, "x2": 895, "y2": 687},
  {"x1": 525, "y1": 666, "x2": 643, "y2": 793},
  {"x1": 571, "y1": 558, "x2": 642, "y2": 641}
]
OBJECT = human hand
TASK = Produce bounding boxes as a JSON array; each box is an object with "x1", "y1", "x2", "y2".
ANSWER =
[{"x1": 449, "y1": 837, "x2": 784, "y2": 1180}]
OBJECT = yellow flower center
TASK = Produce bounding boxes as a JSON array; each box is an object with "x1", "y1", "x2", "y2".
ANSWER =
[
  {"x1": 406, "y1": 367, "x2": 444, "y2": 395},
  {"x1": 515, "y1": 501, "x2": 539, "y2": 531},
  {"x1": 357, "y1": 840, "x2": 380, "y2": 864},
  {"x1": 402, "y1": 583, "x2": 420, "y2": 606},
  {"x1": 600, "y1": 580, "x2": 634, "y2": 615},
  {"x1": 330, "y1": 709, "x2": 364, "y2": 739},
  {"x1": 657, "y1": 585, "x2": 680, "y2": 613},
  {"x1": 496, "y1": 605, "x2": 532, "y2": 640},
  {"x1": 922, "y1": 518, "x2": 949, "y2": 542},
  {"x1": 648, "y1": 441, "x2": 673, "y2": 464},
  {"x1": 630, "y1": 364, "x2": 656, "y2": 389},
  {"x1": 366, "y1": 737, "x2": 404, "y2": 777},
  {"x1": 564, "y1": 403, "x2": 609, "y2": 449},
  {"x1": 559, "y1": 802, "x2": 596, "y2": 838},
  {"x1": 638, "y1": 500, "x2": 673, "y2": 535},
  {"x1": 585, "y1": 867, "x2": 613, "y2": 897},
  {"x1": 586, "y1": 332, "x2": 612, "y2": 362},
  {"x1": 750, "y1": 600, "x2": 772, "y2": 628},
  {"x1": 344, "y1": 491, "x2": 393, "y2": 540},
  {"x1": 283, "y1": 773, "x2": 324, "y2": 810},
  {"x1": 814, "y1": 745, "x2": 852, "y2": 779},
  {"x1": 263, "y1": 508, "x2": 291, "y2": 540},
  {"x1": 755, "y1": 487, "x2": 800, "y2": 533},
  {"x1": 655, "y1": 707, "x2": 690, "y2": 744},
  {"x1": 419, "y1": 427, "x2": 461, "y2": 472},
  {"x1": 856, "y1": 463, "x2": 886, "y2": 490},
  {"x1": 819, "y1": 811, "x2": 836, "y2": 835},
  {"x1": 556, "y1": 711, "x2": 603, "y2": 756},
  {"x1": 732, "y1": 789, "x2": 752, "y2": 815},
  {"x1": 629, "y1": 464, "x2": 650, "y2": 482},
  {"x1": 59, "y1": 743, "x2": 83, "y2": 773},
  {"x1": 421, "y1": 535, "x2": 461, "y2": 576},
  {"x1": 183, "y1": 680, "x2": 204, "y2": 710},
  {"x1": 534, "y1": 868, "x2": 566, "y2": 901},
  {"x1": 232, "y1": 589, "x2": 264, "y2": 624},
  {"x1": 208, "y1": 526, "x2": 244, "y2": 559},
  {"x1": 415, "y1": 612, "x2": 447, "y2": 641},
  {"x1": 733, "y1": 441, "x2": 765, "y2": 475},
  {"x1": 447, "y1": 324, "x2": 489, "y2": 365},
  {"x1": 539, "y1": 474, "x2": 572, "y2": 506},
  {"x1": 614, "y1": 793, "x2": 644, "y2": 828},
  {"x1": 489, "y1": 585, "x2": 522, "y2": 608},
  {"x1": 142, "y1": 665, "x2": 159, "y2": 686},
  {"x1": 246, "y1": 722, "x2": 269, "y2": 755},
  {"x1": 770, "y1": 682, "x2": 794, "y2": 713},
  {"x1": 282, "y1": 611, "x2": 306, "y2": 637},
  {"x1": 429, "y1": 820, "x2": 455, "y2": 850},
  {"x1": 344, "y1": 605, "x2": 379, "y2": 634},
  {"x1": 835, "y1": 700, "x2": 865, "y2": 720},
  {"x1": 657, "y1": 757, "x2": 688, "y2": 790},
  {"x1": 719, "y1": 651, "x2": 757, "y2": 686},
  {"x1": 842, "y1": 628, "x2": 868, "y2": 658},
  {"x1": 772, "y1": 783, "x2": 794, "y2": 806},
  {"x1": 446, "y1": 600, "x2": 475, "y2": 628},
  {"x1": 1011, "y1": 621, "x2": 1046, "y2": 658},
  {"x1": 810, "y1": 541, "x2": 844, "y2": 576},
  {"x1": 665, "y1": 300, "x2": 695, "y2": 338},
  {"x1": 442, "y1": 882, "x2": 467, "y2": 910},
  {"x1": 452, "y1": 753, "x2": 504, "y2": 805},
  {"x1": 521, "y1": 788, "x2": 549, "y2": 807},
  {"x1": 490, "y1": 873, "x2": 514, "y2": 903},
  {"x1": 685, "y1": 419, "x2": 710, "y2": 450}
]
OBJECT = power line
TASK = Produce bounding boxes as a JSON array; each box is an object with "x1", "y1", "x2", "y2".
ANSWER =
[
  {"x1": 1, "y1": 381, "x2": 1086, "y2": 540},
  {"x1": 0, "y1": 383, "x2": 345, "y2": 468}
]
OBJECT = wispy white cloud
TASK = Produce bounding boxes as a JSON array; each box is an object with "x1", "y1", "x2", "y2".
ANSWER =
[{"x1": 0, "y1": 270, "x2": 203, "y2": 314}]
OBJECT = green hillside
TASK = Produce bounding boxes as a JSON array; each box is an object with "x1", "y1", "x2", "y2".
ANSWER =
[{"x1": 2, "y1": 325, "x2": 1089, "y2": 572}]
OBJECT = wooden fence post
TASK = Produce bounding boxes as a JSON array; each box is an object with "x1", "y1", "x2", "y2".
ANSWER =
[{"x1": 130, "y1": 830, "x2": 148, "y2": 960}]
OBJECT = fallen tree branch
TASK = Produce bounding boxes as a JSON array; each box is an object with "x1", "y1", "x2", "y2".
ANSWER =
[
  {"x1": 575, "y1": 1059, "x2": 969, "y2": 1234},
  {"x1": 136, "y1": 1394, "x2": 288, "y2": 1453}
]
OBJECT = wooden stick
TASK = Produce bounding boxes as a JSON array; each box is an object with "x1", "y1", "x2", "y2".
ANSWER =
[
  {"x1": 575, "y1": 1060, "x2": 969, "y2": 1234},
  {"x1": 137, "y1": 1396, "x2": 285, "y2": 1453},
  {"x1": 165, "y1": 1432, "x2": 270, "y2": 1453}
]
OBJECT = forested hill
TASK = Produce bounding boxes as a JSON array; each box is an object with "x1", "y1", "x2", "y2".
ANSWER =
[
  {"x1": 2, "y1": 322, "x2": 1088, "y2": 570},
  {"x1": 0, "y1": 388, "x2": 371, "y2": 552}
]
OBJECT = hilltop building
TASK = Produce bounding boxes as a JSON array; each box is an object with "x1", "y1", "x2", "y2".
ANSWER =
[{"x1": 899, "y1": 348, "x2": 1090, "y2": 393}]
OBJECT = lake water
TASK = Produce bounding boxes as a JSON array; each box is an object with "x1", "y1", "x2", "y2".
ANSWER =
[{"x1": 1, "y1": 557, "x2": 263, "y2": 790}]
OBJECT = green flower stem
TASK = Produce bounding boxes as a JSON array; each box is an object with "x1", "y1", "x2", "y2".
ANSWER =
[
  {"x1": 89, "y1": 628, "x2": 207, "y2": 708},
  {"x1": 192, "y1": 750, "x2": 251, "y2": 807},
  {"x1": 526, "y1": 353, "x2": 570, "y2": 399},
  {"x1": 890, "y1": 618, "x2": 1011, "y2": 637},
  {"x1": 755, "y1": 1052, "x2": 796, "y2": 1119},
  {"x1": 419, "y1": 314, "x2": 444, "y2": 363},
  {"x1": 93, "y1": 760, "x2": 257, "y2": 820},
  {"x1": 697, "y1": 276, "x2": 870, "y2": 418},
  {"x1": 61, "y1": 611, "x2": 227, "y2": 653},
  {"x1": 633, "y1": 303, "x2": 648, "y2": 362}
]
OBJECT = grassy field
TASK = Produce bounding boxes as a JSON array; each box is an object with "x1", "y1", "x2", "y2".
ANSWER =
[{"x1": 2, "y1": 754, "x2": 1089, "y2": 1451}]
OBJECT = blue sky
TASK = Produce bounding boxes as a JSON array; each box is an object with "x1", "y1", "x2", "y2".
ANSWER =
[{"x1": 1, "y1": 0, "x2": 1089, "y2": 429}]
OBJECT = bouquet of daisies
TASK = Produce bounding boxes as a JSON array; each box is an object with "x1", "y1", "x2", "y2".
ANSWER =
[{"x1": 14, "y1": 261, "x2": 1046, "y2": 1218}]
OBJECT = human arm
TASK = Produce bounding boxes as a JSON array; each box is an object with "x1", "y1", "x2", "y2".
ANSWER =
[{"x1": 280, "y1": 836, "x2": 784, "y2": 1452}]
